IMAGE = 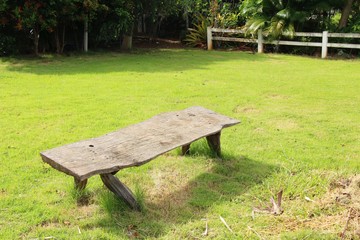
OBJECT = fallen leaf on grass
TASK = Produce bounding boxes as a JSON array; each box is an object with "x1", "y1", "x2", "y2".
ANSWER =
[{"x1": 127, "y1": 225, "x2": 140, "y2": 239}]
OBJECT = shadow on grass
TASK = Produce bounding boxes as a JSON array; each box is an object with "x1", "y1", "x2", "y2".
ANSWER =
[
  {"x1": 87, "y1": 142, "x2": 276, "y2": 238},
  {"x1": 2, "y1": 49, "x2": 273, "y2": 76}
]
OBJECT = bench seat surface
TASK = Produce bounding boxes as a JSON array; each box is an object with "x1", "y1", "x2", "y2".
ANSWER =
[{"x1": 40, "y1": 106, "x2": 239, "y2": 181}]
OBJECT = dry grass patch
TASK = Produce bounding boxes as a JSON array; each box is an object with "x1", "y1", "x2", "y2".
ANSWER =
[
  {"x1": 264, "y1": 175, "x2": 360, "y2": 238},
  {"x1": 148, "y1": 166, "x2": 192, "y2": 207},
  {"x1": 233, "y1": 105, "x2": 261, "y2": 114},
  {"x1": 270, "y1": 119, "x2": 299, "y2": 130},
  {"x1": 266, "y1": 93, "x2": 290, "y2": 100},
  {"x1": 298, "y1": 175, "x2": 360, "y2": 238}
]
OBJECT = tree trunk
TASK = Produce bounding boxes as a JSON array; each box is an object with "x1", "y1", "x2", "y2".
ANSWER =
[
  {"x1": 33, "y1": 26, "x2": 40, "y2": 55},
  {"x1": 55, "y1": 25, "x2": 61, "y2": 54},
  {"x1": 339, "y1": 0, "x2": 355, "y2": 29},
  {"x1": 61, "y1": 25, "x2": 65, "y2": 53},
  {"x1": 121, "y1": 35, "x2": 132, "y2": 50},
  {"x1": 121, "y1": 22, "x2": 134, "y2": 50},
  {"x1": 55, "y1": 24, "x2": 66, "y2": 54},
  {"x1": 184, "y1": 9, "x2": 189, "y2": 30},
  {"x1": 157, "y1": 15, "x2": 164, "y2": 36},
  {"x1": 211, "y1": 0, "x2": 219, "y2": 27},
  {"x1": 84, "y1": 18, "x2": 88, "y2": 52},
  {"x1": 74, "y1": 27, "x2": 79, "y2": 51}
]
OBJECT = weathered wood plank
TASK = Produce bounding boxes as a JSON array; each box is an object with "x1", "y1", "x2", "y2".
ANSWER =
[
  {"x1": 100, "y1": 173, "x2": 140, "y2": 210},
  {"x1": 267, "y1": 40, "x2": 322, "y2": 47},
  {"x1": 40, "y1": 106, "x2": 240, "y2": 181},
  {"x1": 328, "y1": 32, "x2": 360, "y2": 38},
  {"x1": 211, "y1": 28, "x2": 245, "y2": 34},
  {"x1": 327, "y1": 43, "x2": 360, "y2": 49},
  {"x1": 293, "y1": 32, "x2": 323, "y2": 37},
  {"x1": 213, "y1": 36, "x2": 257, "y2": 43}
]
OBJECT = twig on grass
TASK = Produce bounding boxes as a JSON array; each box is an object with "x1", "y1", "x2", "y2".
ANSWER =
[
  {"x1": 219, "y1": 216, "x2": 233, "y2": 233},
  {"x1": 201, "y1": 218, "x2": 208, "y2": 236},
  {"x1": 341, "y1": 208, "x2": 353, "y2": 239},
  {"x1": 247, "y1": 226, "x2": 265, "y2": 240}
]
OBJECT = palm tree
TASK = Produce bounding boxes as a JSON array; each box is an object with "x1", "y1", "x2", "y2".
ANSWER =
[{"x1": 240, "y1": 0, "x2": 335, "y2": 39}]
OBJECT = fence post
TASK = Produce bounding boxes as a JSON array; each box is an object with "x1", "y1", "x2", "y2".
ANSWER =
[
  {"x1": 207, "y1": 27, "x2": 213, "y2": 50},
  {"x1": 258, "y1": 29, "x2": 264, "y2": 53},
  {"x1": 321, "y1": 31, "x2": 328, "y2": 59}
]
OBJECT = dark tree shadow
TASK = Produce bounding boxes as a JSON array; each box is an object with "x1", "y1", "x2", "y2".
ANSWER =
[{"x1": 2, "y1": 49, "x2": 273, "y2": 76}]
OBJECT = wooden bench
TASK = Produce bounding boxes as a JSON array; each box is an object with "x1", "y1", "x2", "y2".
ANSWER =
[{"x1": 40, "y1": 106, "x2": 240, "y2": 210}]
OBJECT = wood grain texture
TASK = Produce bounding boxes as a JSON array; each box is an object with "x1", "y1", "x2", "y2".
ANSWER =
[
  {"x1": 100, "y1": 173, "x2": 140, "y2": 211},
  {"x1": 40, "y1": 106, "x2": 240, "y2": 181}
]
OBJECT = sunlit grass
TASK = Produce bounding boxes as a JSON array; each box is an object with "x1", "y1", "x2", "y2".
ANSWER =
[{"x1": 0, "y1": 49, "x2": 359, "y2": 239}]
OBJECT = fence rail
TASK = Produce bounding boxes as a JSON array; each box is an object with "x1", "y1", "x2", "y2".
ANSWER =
[{"x1": 207, "y1": 27, "x2": 360, "y2": 58}]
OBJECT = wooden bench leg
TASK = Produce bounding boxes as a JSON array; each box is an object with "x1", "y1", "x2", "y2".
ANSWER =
[
  {"x1": 74, "y1": 178, "x2": 88, "y2": 191},
  {"x1": 100, "y1": 173, "x2": 140, "y2": 211},
  {"x1": 181, "y1": 144, "x2": 191, "y2": 155},
  {"x1": 206, "y1": 131, "x2": 221, "y2": 156}
]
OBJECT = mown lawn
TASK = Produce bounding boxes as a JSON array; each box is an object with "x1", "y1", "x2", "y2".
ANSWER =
[{"x1": 0, "y1": 50, "x2": 359, "y2": 239}]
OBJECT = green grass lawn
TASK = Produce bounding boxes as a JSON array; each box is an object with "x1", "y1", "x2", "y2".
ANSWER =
[{"x1": 1, "y1": 49, "x2": 359, "y2": 239}]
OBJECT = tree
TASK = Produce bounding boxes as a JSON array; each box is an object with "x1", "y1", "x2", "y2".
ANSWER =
[
  {"x1": 240, "y1": 0, "x2": 341, "y2": 39},
  {"x1": 0, "y1": 0, "x2": 9, "y2": 26},
  {"x1": 81, "y1": 0, "x2": 106, "y2": 51},
  {"x1": 240, "y1": 0, "x2": 304, "y2": 39},
  {"x1": 0, "y1": 0, "x2": 7, "y2": 12},
  {"x1": 339, "y1": 0, "x2": 358, "y2": 29},
  {"x1": 13, "y1": 0, "x2": 56, "y2": 55},
  {"x1": 48, "y1": 0, "x2": 79, "y2": 54}
]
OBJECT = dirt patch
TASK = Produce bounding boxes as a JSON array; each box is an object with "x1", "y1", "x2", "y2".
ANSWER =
[
  {"x1": 144, "y1": 160, "x2": 196, "y2": 219},
  {"x1": 267, "y1": 94, "x2": 289, "y2": 100},
  {"x1": 272, "y1": 119, "x2": 299, "y2": 130},
  {"x1": 254, "y1": 128, "x2": 266, "y2": 134},
  {"x1": 133, "y1": 36, "x2": 184, "y2": 49},
  {"x1": 233, "y1": 106, "x2": 261, "y2": 114},
  {"x1": 0, "y1": 188, "x2": 6, "y2": 197},
  {"x1": 317, "y1": 175, "x2": 360, "y2": 238},
  {"x1": 264, "y1": 176, "x2": 360, "y2": 239},
  {"x1": 39, "y1": 219, "x2": 63, "y2": 229},
  {"x1": 148, "y1": 167, "x2": 191, "y2": 206},
  {"x1": 329, "y1": 176, "x2": 360, "y2": 208},
  {"x1": 296, "y1": 176, "x2": 360, "y2": 238},
  {"x1": 76, "y1": 205, "x2": 98, "y2": 219}
]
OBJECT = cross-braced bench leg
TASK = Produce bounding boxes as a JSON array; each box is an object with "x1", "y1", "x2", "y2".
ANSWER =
[
  {"x1": 100, "y1": 173, "x2": 140, "y2": 211},
  {"x1": 206, "y1": 131, "x2": 221, "y2": 156},
  {"x1": 74, "y1": 178, "x2": 88, "y2": 191}
]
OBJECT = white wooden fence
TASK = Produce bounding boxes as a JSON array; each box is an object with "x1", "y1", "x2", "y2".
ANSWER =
[{"x1": 207, "y1": 27, "x2": 360, "y2": 58}]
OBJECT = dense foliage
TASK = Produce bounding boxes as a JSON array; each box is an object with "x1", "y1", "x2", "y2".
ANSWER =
[
  {"x1": 0, "y1": 0, "x2": 359, "y2": 55},
  {"x1": 240, "y1": 0, "x2": 358, "y2": 38}
]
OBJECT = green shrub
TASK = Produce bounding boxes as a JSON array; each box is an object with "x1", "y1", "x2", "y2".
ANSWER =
[
  {"x1": 184, "y1": 15, "x2": 212, "y2": 48},
  {"x1": 0, "y1": 34, "x2": 17, "y2": 56}
]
